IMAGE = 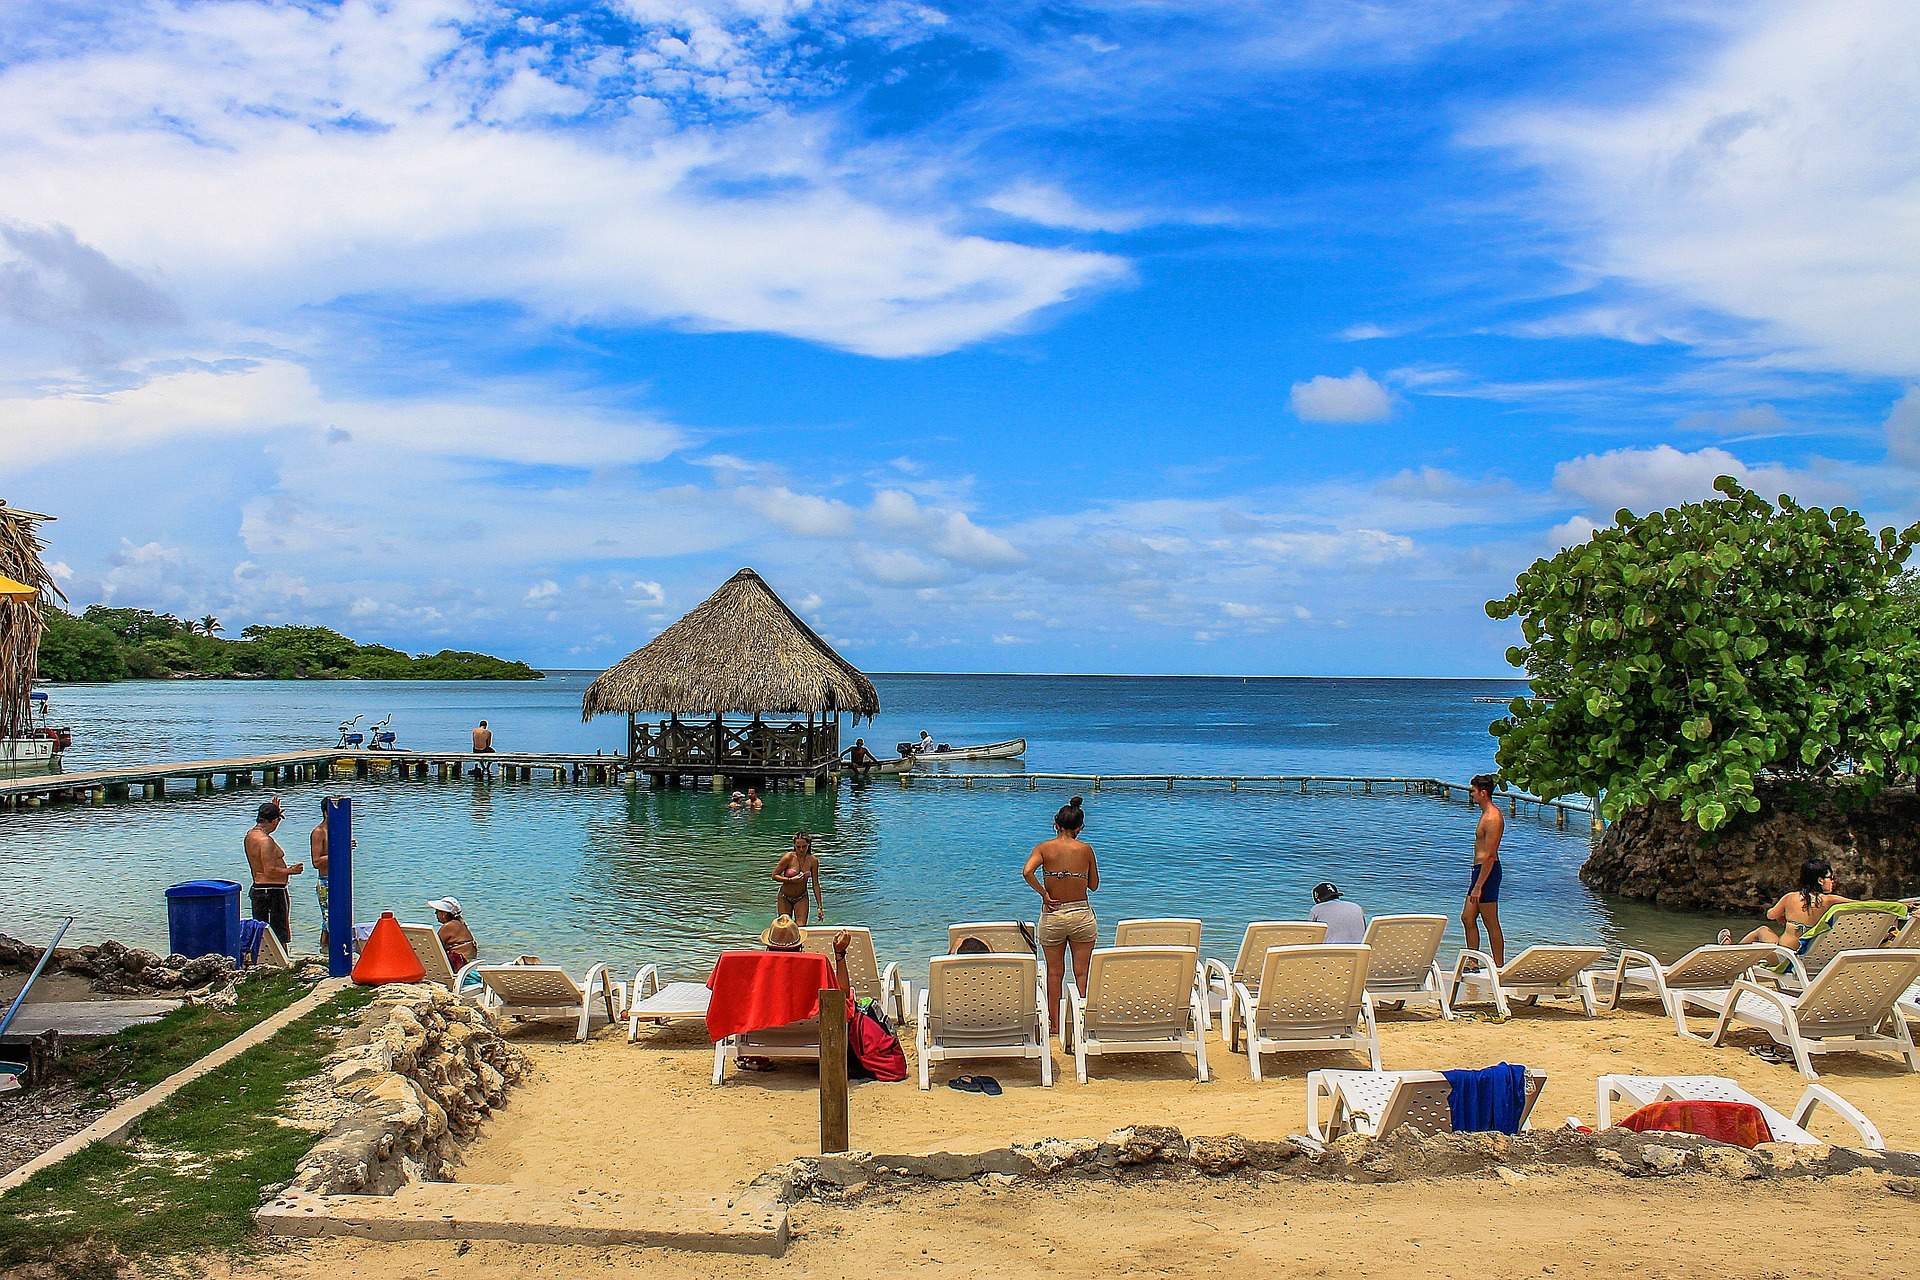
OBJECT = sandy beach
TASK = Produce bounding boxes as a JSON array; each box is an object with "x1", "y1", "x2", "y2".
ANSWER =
[{"x1": 221, "y1": 997, "x2": 1920, "y2": 1279}]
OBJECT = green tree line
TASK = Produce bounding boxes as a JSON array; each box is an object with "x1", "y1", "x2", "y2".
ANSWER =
[{"x1": 35, "y1": 605, "x2": 543, "y2": 682}]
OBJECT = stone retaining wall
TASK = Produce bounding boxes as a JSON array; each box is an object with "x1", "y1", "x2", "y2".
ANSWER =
[
  {"x1": 288, "y1": 984, "x2": 528, "y2": 1196},
  {"x1": 0, "y1": 932, "x2": 238, "y2": 995},
  {"x1": 766, "y1": 1124, "x2": 1920, "y2": 1203}
]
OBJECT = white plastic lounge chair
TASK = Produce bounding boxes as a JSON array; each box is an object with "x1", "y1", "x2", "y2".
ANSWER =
[
  {"x1": 1114, "y1": 918, "x2": 1206, "y2": 1026},
  {"x1": 1596, "y1": 1074, "x2": 1883, "y2": 1149},
  {"x1": 1203, "y1": 921, "x2": 1328, "y2": 1039},
  {"x1": 1232, "y1": 944, "x2": 1380, "y2": 1080},
  {"x1": 1360, "y1": 915, "x2": 1451, "y2": 1019},
  {"x1": 1449, "y1": 945, "x2": 1606, "y2": 1017},
  {"x1": 473, "y1": 962, "x2": 621, "y2": 1041},
  {"x1": 947, "y1": 921, "x2": 1038, "y2": 955},
  {"x1": 624, "y1": 966, "x2": 712, "y2": 1042},
  {"x1": 713, "y1": 1016, "x2": 822, "y2": 1084},
  {"x1": 1307, "y1": 1067, "x2": 1546, "y2": 1141},
  {"x1": 1593, "y1": 943, "x2": 1785, "y2": 1039},
  {"x1": 1768, "y1": 907, "x2": 1906, "y2": 991},
  {"x1": 799, "y1": 926, "x2": 910, "y2": 1022},
  {"x1": 1686, "y1": 948, "x2": 1920, "y2": 1078},
  {"x1": 1061, "y1": 946, "x2": 1209, "y2": 1084},
  {"x1": 399, "y1": 922, "x2": 483, "y2": 997},
  {"x1": 255, "y1": 927, "x2": 292, "y2": 970},
  {"x1": 917, "y1": 953, "x2": 1051, "y2": 1089}
]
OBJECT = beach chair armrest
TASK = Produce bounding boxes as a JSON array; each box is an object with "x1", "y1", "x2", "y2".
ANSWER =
[
  {"x1": 916, "y1": 987, "x2": 929, "y2": 1024},
  {"x1": 1203, "y1": 957, "x2": 1232, "y2": 991},
  {"x1": 1763, "y1": 946, "x2": 1808, "y2": 989},
  {"x1": 584, "y1": 962, "x2": 616, "y2": 1013},
  {"x1": 452, "y1": 959, "x2": 486, "y2": 999},
  {"x1": 880, "y1": 962, "x2": 909, "y2": 1023},
  {"x1": 630, "y1": 965, "x2": 660, "y2": 1005},
  {"x1": 1791, "y1": 1084, "x2": 1884, "y2": 1150},
  {"x1": 1728, "y1": 977, "x2": 1794, "y2": 1019},
  {"x1": 1452, "y1": 949, "x2": 1497, "y2": 981}
]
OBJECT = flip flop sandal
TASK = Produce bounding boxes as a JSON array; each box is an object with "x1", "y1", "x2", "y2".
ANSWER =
[
  {"x1": 977, "y1": 1076, "x2": 1003, "y2": 1097},
  {"x1": 1747, "y1": 1044, "x2": 1792, "y2": 1065},
  {"x1": 947, "y1": 1076, "x2": 985, "y2": 1093}
]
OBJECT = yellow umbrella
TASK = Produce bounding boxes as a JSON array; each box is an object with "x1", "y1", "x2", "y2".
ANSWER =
[{"x1": 0, "y1": 574, "x2": 36, "y2": 601}]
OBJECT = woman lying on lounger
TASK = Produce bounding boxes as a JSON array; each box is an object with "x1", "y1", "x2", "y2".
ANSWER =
[{"x1": 1717, "y1": 857, "x2": 1849, "y2": 951}]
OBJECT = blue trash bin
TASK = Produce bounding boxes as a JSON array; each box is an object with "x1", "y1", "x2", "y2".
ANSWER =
[{"x1": 165, "y1": 879, "x2": 242, "y2": 961}]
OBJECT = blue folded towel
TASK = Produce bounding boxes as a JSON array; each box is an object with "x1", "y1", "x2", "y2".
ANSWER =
[
  {"x1": 238, "y1": 918, "x2": 267, "y2": 965},
  {"x1": 1442, "y1": 1062, "x2": 1529, "y2": 1134}
]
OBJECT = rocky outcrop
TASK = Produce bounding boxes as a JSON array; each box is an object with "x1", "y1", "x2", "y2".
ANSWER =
[
  {"x1": 0, "y1": 933, "x2": 239, "y2": 995},
  {"x1": 1580, "y1": 784, "x2": 1920, "y2": 912},
  {"x1": 288, "y1": 984, "x2": 529, "y2": 1196}
]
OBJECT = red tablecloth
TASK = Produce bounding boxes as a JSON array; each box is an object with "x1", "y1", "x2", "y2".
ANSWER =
[{"x1": 706, "y1": 950, "x2": 838, "y2": 1041}]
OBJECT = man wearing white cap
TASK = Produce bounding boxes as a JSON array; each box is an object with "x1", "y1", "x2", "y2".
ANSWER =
[{"x1": 428, "y1": 897, "x2": 478, "y2": 965}]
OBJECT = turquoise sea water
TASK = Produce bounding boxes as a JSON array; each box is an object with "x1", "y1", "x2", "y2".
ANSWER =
[{"x1": 0, "y1": 674, "x2": 1728, "y2": 981}]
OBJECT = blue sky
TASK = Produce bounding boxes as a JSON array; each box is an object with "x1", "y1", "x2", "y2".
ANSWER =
[{"x1": 3, "y1": 0, "x2": 1917, "y2": 675}]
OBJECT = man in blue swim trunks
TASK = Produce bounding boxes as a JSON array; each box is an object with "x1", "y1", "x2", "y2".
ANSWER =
[{"x1": 1464, "y1": 773, "x2": 1506, "y2": 965}]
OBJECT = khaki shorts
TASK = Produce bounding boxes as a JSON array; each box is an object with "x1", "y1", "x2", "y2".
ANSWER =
[{"x1": 1038, "y1": 904, "x2": 1098, "y2": 947}]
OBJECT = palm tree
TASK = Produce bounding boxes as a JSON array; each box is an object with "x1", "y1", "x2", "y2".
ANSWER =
[{"x1": 199, "y1": 615, "x2": 223, "y2": 637}]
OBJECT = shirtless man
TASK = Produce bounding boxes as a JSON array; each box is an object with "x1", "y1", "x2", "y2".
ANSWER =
[
  {"x1": 311, "y1": 802, "x2": 330, "y2": 952},
  {"x1": 245, "y1": 798, "x2": 303, "y2": 947},
  {"x1": 771, "y1": 833, "x2": 824, "y2": 925},
  {"x1": 1463, "y1": 774, "x2": 1505, "y2": 966},
  {"x1": 471, "y1": 720, "x2": 493, "y2": 752}
]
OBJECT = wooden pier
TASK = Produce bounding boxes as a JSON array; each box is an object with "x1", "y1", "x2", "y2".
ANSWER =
[
  {"x1": 886, "y1": 771, "x2": 1603, "y2": 831},
  {"x1": 0, "y1": 749, "x2": 628, "y2": 809}
]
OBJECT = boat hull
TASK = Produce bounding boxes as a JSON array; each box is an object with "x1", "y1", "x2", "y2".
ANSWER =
[
  {"x1": 0, "y1": 738, "x2": 62, "y2": 777},
  {"x1": 914, "y1": 738, "x2": 1027, "y2": 762}
]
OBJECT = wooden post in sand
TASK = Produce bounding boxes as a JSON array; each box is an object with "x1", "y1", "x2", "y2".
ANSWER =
[{"x1": 819, "y1": 989, "x2": 849, "y2": 1154}]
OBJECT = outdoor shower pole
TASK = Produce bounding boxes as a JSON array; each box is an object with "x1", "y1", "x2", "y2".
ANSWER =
[{"x1": 324, "y1": 796, "x2": 353, "y2": 978}]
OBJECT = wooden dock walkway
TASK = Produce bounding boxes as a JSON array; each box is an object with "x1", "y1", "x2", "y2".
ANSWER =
[{"x1": 888, "y1": 770, "x2": 1601, "y2": 831}]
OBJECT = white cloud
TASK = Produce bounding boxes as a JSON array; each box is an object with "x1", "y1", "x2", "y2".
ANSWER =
[
  {"x1": 1885, "y1": 388, "x2": 1920, "y2": 469},
  {"x1": 851, "y1": 546, "x2": 948, "y2": 588},
  {"x1": 1248, "y1": 528, "x2": 1413, "y2": 566},
  {"x1": 623, "y1": 579, "x2": 667, "y2": 608},
  {"x1": 739, "y1": 486, "x2": 857, "y2": 538},
  {"x1": 524, "y1": 580, "x2": 561, "y2": 605},
  {"x1": 984, "y1": 182, "x2": 1156, "y2": 233},
  {"x1": 1551, "y1": 444, "x2": 1811, "y2": 515},
  {"x1": 1477, "y1": 0, "x2": 1920, "y2": 377},
  {"x1": 1547, "y1": 515, "x2": 1601, "y2": 549},
  {"x1": 930, "y1": 511, "x2": 1024, "y2": 569},
  {"x1": 1288, "y1": 369, "x2": 1392, "y2": 424}
]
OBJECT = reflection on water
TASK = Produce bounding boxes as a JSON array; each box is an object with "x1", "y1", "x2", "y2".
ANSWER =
[{"x1": 0, "y1": 772, "x2": 1732, "y2": 983}]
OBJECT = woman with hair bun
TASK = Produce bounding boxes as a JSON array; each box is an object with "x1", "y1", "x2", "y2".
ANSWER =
[{"x1": 1022, "y1": 795, "x2": 1100, "y2": 1021}]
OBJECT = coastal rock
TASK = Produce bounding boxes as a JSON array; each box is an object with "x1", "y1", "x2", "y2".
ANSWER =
[
  {"x1": 287, "y1": 983, "x2": 528, "y2": 1196},
  {"x1": 1583, "y1": 783, "x2": 1920, "y2": 911}
]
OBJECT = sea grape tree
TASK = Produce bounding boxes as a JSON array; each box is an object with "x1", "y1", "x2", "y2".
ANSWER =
[{"x1": 1486, "y1": 477, "x2": 1920, "y2": 831}]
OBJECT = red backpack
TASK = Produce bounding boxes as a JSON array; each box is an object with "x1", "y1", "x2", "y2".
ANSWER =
[{"x1": 847, "y1": 998, "x2": 906, "y2": 1082}]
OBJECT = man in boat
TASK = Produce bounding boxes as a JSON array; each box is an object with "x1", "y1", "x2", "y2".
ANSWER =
[
  {"x1": 916, "y1": 729, "x2": 935, "y2": 754},
  {"x1": 847, "y1": 738, "x2": 879, "y2": 778},
  {"x1": 244, "y1": 798, "x2": 303, "y2": 948}
]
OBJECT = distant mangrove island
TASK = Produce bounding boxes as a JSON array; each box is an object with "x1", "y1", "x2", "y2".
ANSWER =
[{"x1": 34, "y1": 605, "x2": 542, "y2": 682}]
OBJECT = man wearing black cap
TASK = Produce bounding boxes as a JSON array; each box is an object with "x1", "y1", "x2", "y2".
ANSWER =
[
  {"x1": 244, "y1": 795, "x2": 303, "y2": 947},
  {"x1": 1309, "y1": 881, "x2": 1365, "y2": 945}
]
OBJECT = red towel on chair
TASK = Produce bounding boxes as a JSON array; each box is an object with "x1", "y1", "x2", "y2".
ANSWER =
[
  {"x1": 1618, "y1": 1100, "x2": 1773, "y2": 1148},
  {"x1": 705, "y1": 950, "x2": 838, "y2": 1041}
]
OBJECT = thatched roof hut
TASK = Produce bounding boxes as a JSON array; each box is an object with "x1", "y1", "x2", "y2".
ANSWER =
[
  {"x1": 0, "y1": 501, "x2": 62, "y2": 741},
  {"x1": 581, "y1": 568, "x2": 879, "y2": 722}
]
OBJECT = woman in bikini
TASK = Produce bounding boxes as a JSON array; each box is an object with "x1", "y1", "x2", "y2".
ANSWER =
[
  {"x1": 771, "y1": 832, "x2": 824, "y2": 925},
  {"x1": 1718, "y1": 857, "x2": 1849, "y2": 950},
  {"x1": 1023, "y1": 795, "x2": 1098, "y2": 1024}
]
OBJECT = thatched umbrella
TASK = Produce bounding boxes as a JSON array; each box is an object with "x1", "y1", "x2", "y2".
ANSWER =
[
  {"x1": 581, "y1": 567, "x2": 878, "y2": 721},
  {"x1": 0, "y1": 501, "x2": 62, "y2": 741}
]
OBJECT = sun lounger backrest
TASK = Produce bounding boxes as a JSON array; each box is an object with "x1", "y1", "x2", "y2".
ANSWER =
[
  {"x1": 1888, "y1": 915, "x2": 1920, "y2": 949},
  {"x1": 928, "y1": 954, "x2": 1039, "y2": 1047},
  {"x1": 1232, "y1": 922, "x2": 1328, "y2": 984},
  {"x1": 479, "y1": 965, "x2": 581, "y2": 1007},
  {"x1": 401, "y1": 923, "x2": 458, "y2": 987},
  {"x1": 1084, "y1": 946, "x2": 1200, "y2": 1037},
  {"x1": 1794, "y1": 949, "x2": 1920, "y2": 1034},
  {"x1": 1360, "y1": 915, "x2": 1446, "y2": 985},
  {"x1": 1662, "y1": 943, "x2": 1778, "y2": 988},
  {"x1": 800, "y1": 927, "x2": 881, "y2": 1004},
  {"x1": 948, "y1": 922, "x2": 1036, "y2": 955},
  {"x1": 1379, "y1": 1072, "x2": 1455, "y2": 1136},
  {"x1": 1501, "y1": 946, "x2": 1605, "y2": 985},
  {"x1": 1114, "y1": 918, "x2": 1202, "y2": 950},
  {"x1": 1799, "y1": 909, "x2": 1903, "y2": 973},
  {"x1": 1252, "y1": 944, "x2": 1371, "y2": 1036}
]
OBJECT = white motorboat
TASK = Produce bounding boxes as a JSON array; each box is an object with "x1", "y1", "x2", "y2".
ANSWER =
[
  {"x1": 902, "y1": 737, "x2": 1027, "y2": 762},
  {"x1": 1, "y1": 692, "x2": 70, "y2": 776}
]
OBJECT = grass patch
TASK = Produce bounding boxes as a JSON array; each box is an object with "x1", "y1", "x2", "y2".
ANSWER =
[
  {"x1": 0, "y1": 984, "x2": 374, "y2": 1271},
  {"x1": 61, "y1": 970, "x2": 314, "y2": 1095}
]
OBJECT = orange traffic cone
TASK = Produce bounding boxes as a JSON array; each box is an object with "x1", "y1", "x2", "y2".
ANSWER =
[{"x1": 352, "y1": 911, "x2": 426, "y2": 985}]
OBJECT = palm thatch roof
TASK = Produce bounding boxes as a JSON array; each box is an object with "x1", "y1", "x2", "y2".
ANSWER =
[
  {"x1": 581, "y1": 568, "x2": 879, "y2": 721},
  {"x1": 0, "y1": 501, "x2": 63, "y2": 741}
]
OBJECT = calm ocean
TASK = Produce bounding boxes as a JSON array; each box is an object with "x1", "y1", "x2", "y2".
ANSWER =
[{"x1": 0, "y1": 674, "x2": 1727, "y2": 980}]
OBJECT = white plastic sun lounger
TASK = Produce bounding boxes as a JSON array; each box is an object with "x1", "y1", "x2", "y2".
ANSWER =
[
  {"x1": 1595, "y1": 1074, "x2": 1883, "y2": 1149},
  {"x1": 1593, "y1": 942, "x2": 1786, "y2": 1039},
  {"x1": 624, "y1": 966, "x2": 712, "y2": 1042},
  {"x1": 1306, "y1": 1067, "x2": 1546, "y2": 1141},
  {"x1": 1203, "y1": 921, "x2": 1328, "y2": 1039},
  {"x1": 917, "y1": 953, "x2": 1051, "y2": 1089},
  {"x1": 399, "y1": 922, "x2": 483, "y2": 997},
  {"x1": 473, "y1": 962, "x2": 621, "y2": 1041},
  {"x1": 800, "y1": 926, "x2": 910, "y2": 1022},
  {"x1": 1766, "y1": 907, "x2": 1907, "y2": 992},
  {"x1": 1686, "y1": 948, "x2": 1920, "y2": 1078},
  {"x1": 1449, "y1": 945, "x2": 1605, "y2": 1017},
  {"x1": 713, "y1": 1016, "x2": 823, "y2": 1084},
  {"x1": 1360, "y1": 915, "x2": 1452, "y2": 1019},
  {"x1": 1062, "y1": 945, "x2": 1209, "y2": 1084},
  {"x1": 1114, "y1": 918, "x2": 1206, "y2": 1026},
  {"x1": 947, "y1": 921, "x2": 1038, "y2": 956},
  {"x1": 1233, "y1": 944, "x2": 1380, "y2": 1080}
]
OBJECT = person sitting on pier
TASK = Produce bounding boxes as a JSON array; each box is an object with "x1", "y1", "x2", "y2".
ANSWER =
[
  {"x1": 428, "y1": 897, "x2": 478, "y2": 966},
  {"x1": 772, "y1": 832, "x2": 824, "y2": 925},
  {"x1": 471, "y1": 720, "x2": 494, "y2": 753},
  {"x1": 1309, "y1": 881, "x2": 1365, "y2": 944},
  {"x1": 847, "y1": 738, "x2": 879, "y2": 778},
  {"x1": 244, "y1": 798, "x2": 302, "y2": 948}
]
